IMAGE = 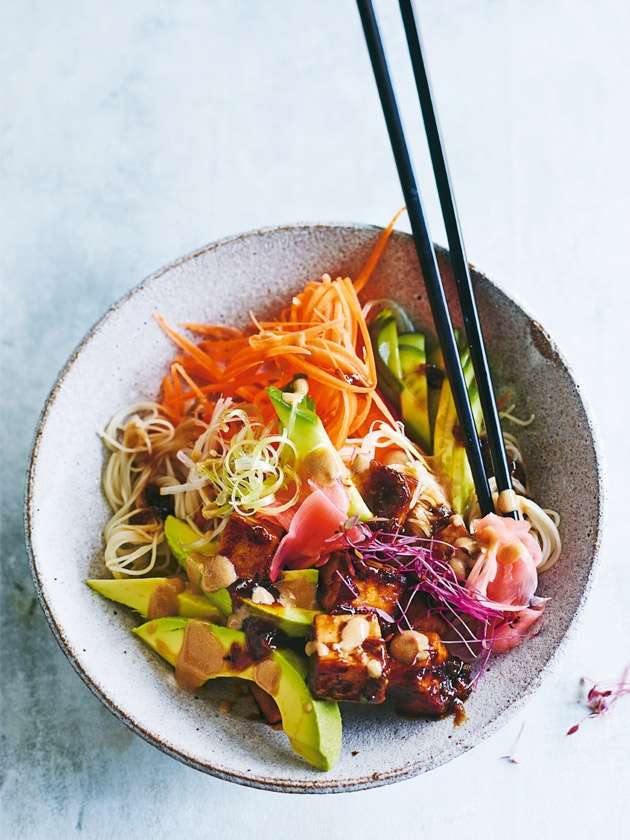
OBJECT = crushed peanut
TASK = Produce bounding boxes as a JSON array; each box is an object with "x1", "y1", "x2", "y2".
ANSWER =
[{"x1": 251, "y1": 586, "x2": 275, "y2": 605}]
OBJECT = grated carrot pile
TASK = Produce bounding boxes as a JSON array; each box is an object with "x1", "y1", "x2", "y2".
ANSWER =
[{"x1": 155, "y1": 216, "x2": 402, "y2": 448}]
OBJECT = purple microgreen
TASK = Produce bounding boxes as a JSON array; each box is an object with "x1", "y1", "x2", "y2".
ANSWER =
[
  {"x1": 335, "y1": 569, "x2": 360, "y2": 598},
  {"x1": 335, "y1": 526, "x2": 509, "y2": 682},
  {"x1": 567, "y1": 661, "x2": 630, "y2": 736},
  {"x1": 501, "y1": 722, "x2": 526, "y2": 763},
  {"x1": 371, "y1": 606, "x2": 396, "y2": 623},
  {"x1": 344, "y1": 514, "x2": 360, "y2": 531}
]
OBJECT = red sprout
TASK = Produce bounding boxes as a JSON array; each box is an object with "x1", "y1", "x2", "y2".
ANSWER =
[
  {"x1": 501, "y1": 722, "x2": 526, "y2": 764},
  {"x1": 336, "y1": 527, "x2": 511, "y2": 681},
  {"x1": 567, "y1": 662, "x2": 630, "y2": 735}
]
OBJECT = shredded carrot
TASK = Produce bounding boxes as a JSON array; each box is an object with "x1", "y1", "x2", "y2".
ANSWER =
[
  {"x1": 155, "y1": 214, "x2": 402, "y2": 447},
  {"x1": 172, "y1": 364, "x2": 215, "y2": 418},
  {"x1": 154, "y1": 315, "x2": 223, "y2": 381},
  {"x1": 179, "y1": 323, "x2": 243, "y2": 338},
  {"x1": 354, "y1": 208, "x2": 405, "y2": 294}
]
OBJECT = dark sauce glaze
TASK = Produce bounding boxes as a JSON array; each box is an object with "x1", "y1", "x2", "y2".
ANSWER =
[
  {"x1": 229, "y1": 578, "x2": 280, "y2": 603},
  {"x1": 144, "y1": 484, "x2": 174, "y2": 520},
  {"x1": 425, "y1": 364, "x2": 444, "y2": 390},
  {"x1": 224, "y1": 617, "x2": 300, "y2": 672},
  {"x1": 429, "y1": 504, "x2": 452, "y2": 534}
]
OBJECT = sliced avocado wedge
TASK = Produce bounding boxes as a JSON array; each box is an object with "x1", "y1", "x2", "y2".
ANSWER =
[
  {"x1": 134, "y1": 617, "x2": 342, "y2": 771},
  {"x1": 177, "y1": 590, "x2": 226, "y2": 621},
  {"x1": 240, "y1": 569, "x2": 320, "y2": 636},
  {"x1": 86, "y1": 578, "x2": 224, "y2": 622},
  {"x1": 164, "y1": 516, "x2": 217, "y2": 566},
  {"x1": 281, "y1": 569, "x2": 318, "y2": 584},
  {"x1": 184, "y1": 553, "x2": 233, "y2": 616},
  {"x1": 164, "y1": 517, "x2": 232, "y2": 615},
  {"x1": 240, "y1": 601, "x2": 321, "y2": 637},
  {"x1": 267, "y1": 386, "x2": 372, "y2": 521}
]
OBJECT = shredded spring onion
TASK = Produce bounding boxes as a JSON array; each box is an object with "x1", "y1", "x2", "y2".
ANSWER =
[{"x1": 197, "y1": 406, "x2": 300, "y2": 518}]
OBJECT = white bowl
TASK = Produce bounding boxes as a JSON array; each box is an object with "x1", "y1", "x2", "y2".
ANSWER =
[{"x1": 25, "y1": 224, "x2": 603, "y2": 793}]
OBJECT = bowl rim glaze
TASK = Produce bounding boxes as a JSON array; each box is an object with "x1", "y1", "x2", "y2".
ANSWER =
[{"x1": 24, "y1": 222, "x2": 606, "y2": 793}]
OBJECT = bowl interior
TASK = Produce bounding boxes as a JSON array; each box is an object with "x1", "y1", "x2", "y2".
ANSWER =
[{"x1": 26, "y1": 224, "x2": 602, "y2": 792}]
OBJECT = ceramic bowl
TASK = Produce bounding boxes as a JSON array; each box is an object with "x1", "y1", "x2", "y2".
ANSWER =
[{"x1": 25, "y1": 224, "x2": 603, "y2": 793}]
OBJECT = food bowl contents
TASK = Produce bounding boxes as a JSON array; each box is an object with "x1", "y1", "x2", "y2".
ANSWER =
[{"x1": 87, "y1": 237, "x2": 562, "y2": 771}]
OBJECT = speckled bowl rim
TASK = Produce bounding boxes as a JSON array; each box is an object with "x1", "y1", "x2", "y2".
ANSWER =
[{"x1": 24, "y1": 222, "x2": 606, "y2": 794}]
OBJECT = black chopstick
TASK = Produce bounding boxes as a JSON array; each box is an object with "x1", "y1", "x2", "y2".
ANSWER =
[
  {"x1": 356, "y1": 0, "x2": 495, "y2": 517},
  {"x1": 398, "y1": 0, "x2": 518, "y2": 519}
]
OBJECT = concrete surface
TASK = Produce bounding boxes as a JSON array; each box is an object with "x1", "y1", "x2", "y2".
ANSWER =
[{"x1": 1, "y1": 1, "x2": 629, "y2": 837}]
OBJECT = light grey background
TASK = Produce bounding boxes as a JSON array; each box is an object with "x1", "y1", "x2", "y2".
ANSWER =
[{"x1": 2, "y1": 0, "x2": 629, "y2": 837}]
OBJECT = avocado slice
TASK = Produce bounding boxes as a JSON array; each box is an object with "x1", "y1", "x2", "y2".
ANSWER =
[
  {"x1": 240, "y1": 601, "x2": 321, "y2": 637},
  {"x1": 163, "y1": 516, "x2": 217, "y2": 565},
  {"x1": 164, "y1": 516, "x2": 232, "y2": 616},
  {"x1": 184, "y1": 553, "x2": 233, "y2": 616},
  {"x1": 239, "y1": 569, "x2": 321, "y2": 636},
  {"x1": 134, "y1": 617, "x2": 342, "y2": 771},
  {"x1": 281, "y1": 568, "x2": 318, "y2": 584},
  {"x1": 86, "y1": 578, "x2": 224, "y2": 622},
  {"x1": 266, "y1": 386, "x2": 372, "y2": 521}
]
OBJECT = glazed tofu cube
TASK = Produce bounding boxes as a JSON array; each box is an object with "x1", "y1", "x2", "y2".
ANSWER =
[
  {"x1": 351, "y1": 458, "x2": 416, "y2": 527},
  {"x1": 217, "y1": 514, "x2": 283, "y2": 581},
  {"x1": 386, "y1": 630, "x2": 472, "y2": 717},
  {"x1": 399, "y1": 592, "x2": 449, "y2": 637},
  {"x1": 308, "y1": 613, "x2": 389, "y2": 704},
  {"x1": 318, "y1": 551, "x2": 405, "y2": 618}
]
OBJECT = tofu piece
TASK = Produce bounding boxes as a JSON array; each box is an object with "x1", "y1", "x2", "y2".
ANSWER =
[
  {"x1": 308, "y1": 613, "x2": 389, "y2": 704},
  {"x1": 351, "y1": 459, "x2": 416, "y2": 527},
  {"x1": 217, "y1": 514, "x2": 283, "y2": 581},
  {"x1": 318, "y1": 551, "x2": 405, "y2": 618},
  {"x1": 386, "y1": 630, "x2": 472, "y2": 717},
  {"x1": 400, "y1": 592, "x2": 450, "y2": 637}
]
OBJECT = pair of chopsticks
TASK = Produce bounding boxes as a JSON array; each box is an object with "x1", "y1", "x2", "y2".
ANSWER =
[{"x1": 357, "y1": 0, "x2": 518, "y2": 520}]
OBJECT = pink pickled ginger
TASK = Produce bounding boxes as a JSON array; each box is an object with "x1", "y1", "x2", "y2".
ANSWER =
[
  {"x1": 491, "y1": 604, "x2": 546, "y2": 653},
  {"x1": 466, "y1": 512, "x2": 542, "y2": 611},
  {"x1": 268, "y1": 481, "x2": 354, "y2": 581}
]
